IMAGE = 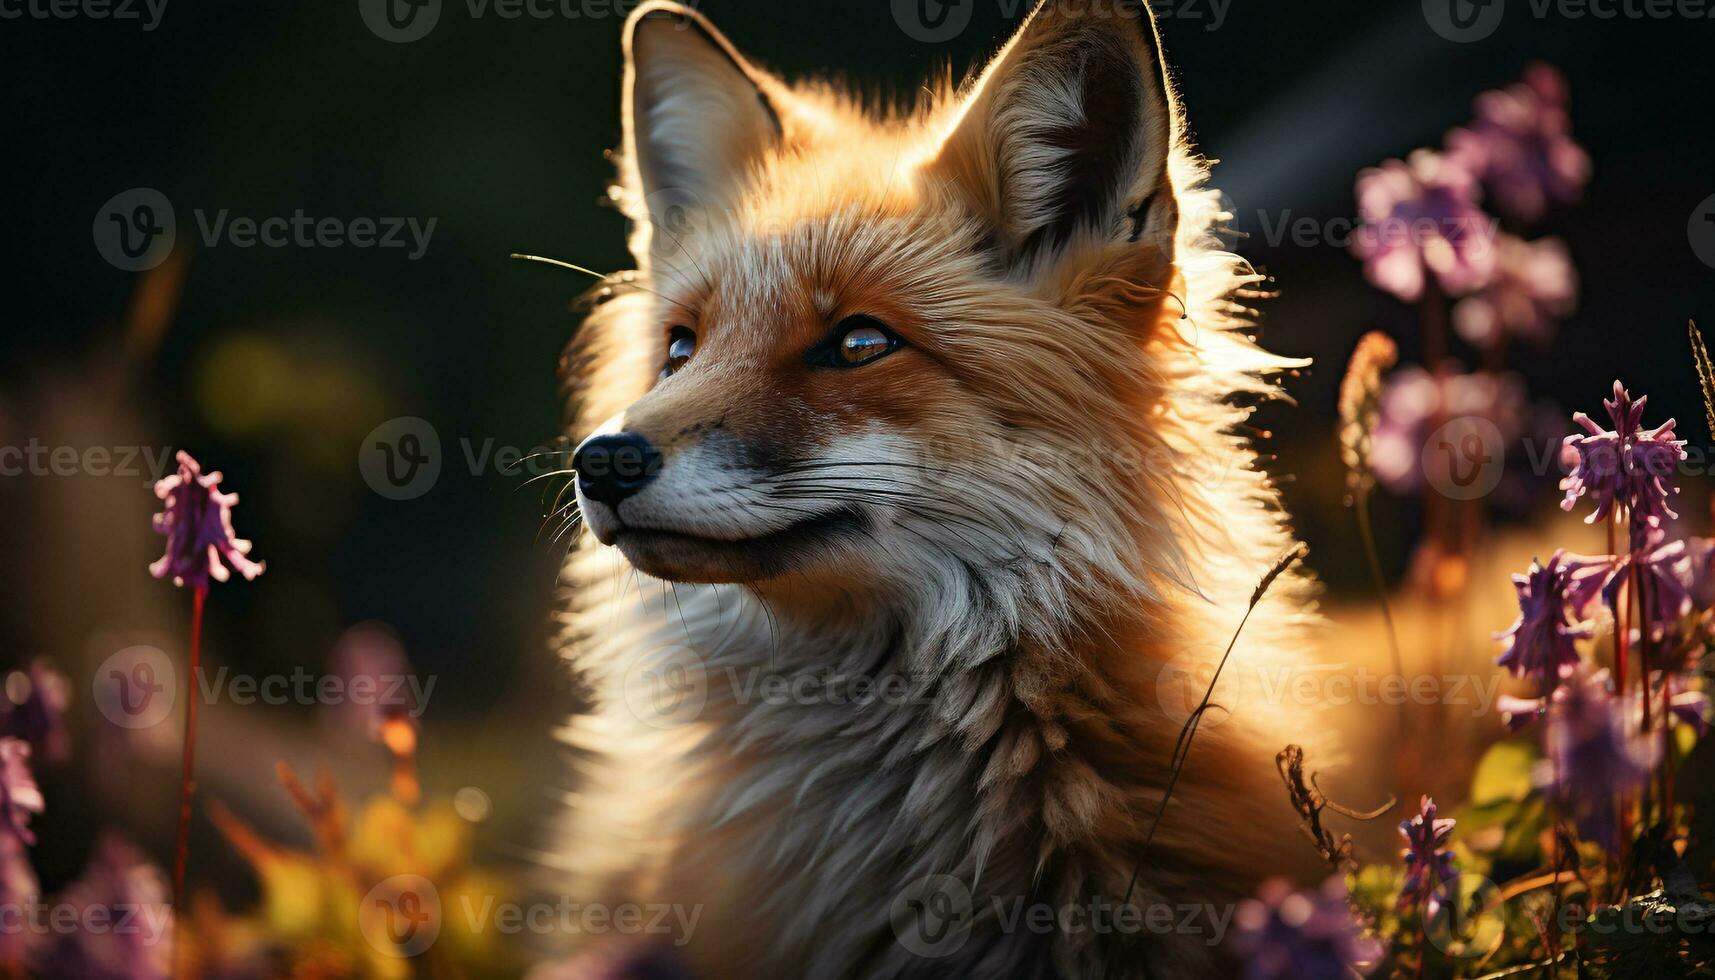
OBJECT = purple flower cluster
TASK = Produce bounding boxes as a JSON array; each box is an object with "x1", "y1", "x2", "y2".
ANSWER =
[
  {"x1": 1494, "y1": 551, "x2": 1598, "y2": 695},
  {"x1": 0, "y1": 724, "x2": 177, "y2": 977},
  {"x1": 1352, "y1": 151, "x2": 1497, "y2": 304},
  {"x1": 1398, "y1": 797, "x2": 1457, "y2": 918},
  {"x1": 1350, "y1": 67, "x2": 1589, "y2": 510},
  {"x1": 1491, "y1": 381, "x2": 1714, "y2": 862},
  {"x1": 1453, "y1": 234, "x2": 1577, "y2": 350},
  {"x1": 0, "y1": 661, "x2": 71, "y2": 766},
  {"x1": 1500, "y1": 386, "x2": 1708, "y2": 671},
  {"x1": 1447, "y1": 63, "x2": 1592, "y2": 224},
  {"x1": 1541, "y1": 670, "x2": 1656, "y2": 847},
  {"x1": 1602, "y1": 526, "x2": 1708, "y2": 643},
  {"x1": 35, "y1": 835, "x2": 173, "y2": 980},
  {"x1": 1368, "y1": 367, "x2": 1528, "y2": 496},
  {"x1": 1559, "y1": 382, "x2": 1687, "y2": 528},
  {"x1": 1353, "y1": 64, "x2": 1589, "y2": 346},
  {"x1": 0, "y1": 829, "x2": 37, "y2": 967},
  {"x1": 149, "y1": 451, "x2": 266, "y2": 590},
  {"x1": 0, "y1": 740, "x2": 43, "y2": 847},
  {"x1": 0, "y1": 740, "x2": 40, "y2": 971},
  {"x1": 1234, "y1": 877, "x2": 1379, "y2": 980}
]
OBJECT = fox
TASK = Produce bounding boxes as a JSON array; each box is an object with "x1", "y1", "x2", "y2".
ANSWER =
[{"x1": 551, "y1": 1, "x2": 1326, "y2": 977}]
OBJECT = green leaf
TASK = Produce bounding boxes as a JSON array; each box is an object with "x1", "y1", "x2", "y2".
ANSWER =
[{"x1": 1470, "y1": 740, "x2": 1539, "y2": 807}]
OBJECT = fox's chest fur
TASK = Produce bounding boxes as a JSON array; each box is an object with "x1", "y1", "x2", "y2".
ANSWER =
[
  {"x1": 551, "y1": 2, "x2": 1326, "y2": 977},
  {"x1": 555, "y1": 491, "x2": 1318, "y2": 979}
]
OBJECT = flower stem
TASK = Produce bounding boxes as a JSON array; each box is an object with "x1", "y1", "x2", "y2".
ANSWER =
[
  {"x1": 1633, "y1": 562, "x2": 1654, "y2": 832},
  {"x1": 1610, "y1": 509, "x2": 1634, "y2": 848},
  {"x1": 1355, "y1": 491, "x2": 1409, "y2": 757},
  {"x1": 173, "y1": 585, "x2": 206, "y2": 973},
  {"x1": 1661, "y1": 673, "x2": 1676, "y2": 822},
  {"x1": 1611, "y1": 512, "x2": 1628, "y2": 697},
  {"x1": 1420, "y1": 278, "x2": 1454, "y2": 709},
  {"x1": 1422, "y1": 277, "x2": 1447, "y2": 372}
]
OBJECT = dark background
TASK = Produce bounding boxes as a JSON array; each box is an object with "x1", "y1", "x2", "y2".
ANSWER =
[{"x1": 1, "y1": 0, "x2": 1711, "y2": 893}]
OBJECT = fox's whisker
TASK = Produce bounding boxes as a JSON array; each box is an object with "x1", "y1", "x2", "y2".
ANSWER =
[
  {"x1": 514, "y1": 448, "x2": 577, "y2": 466},
  {"x1": 517, "y1": 468, "x2": 577, "y2": 492},
  {"x1": 509, "y1": 253, "x2": 699, "y2": 318},
  {"x1": 547, "y1": 512, "x2": 584, "y2": 551}
]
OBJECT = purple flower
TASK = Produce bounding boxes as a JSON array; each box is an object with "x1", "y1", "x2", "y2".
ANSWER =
[
  {"x1": 1447, "y1": 63, "x2": 1592, "y2": 224},
  {"x1": 1495, "y1": 551, "x2": 1604, "y2": 693},
  {"x1": 0, "y1": 835, "x2": 39, "y2": 969},
  {"x1": 1453, "y1": 235, "x2": 1577, "y2": 349},
  {"x1": 1498, "y1": 692, "x2": 1552, "y2": 732},
  {"x1": 1234, "y1": 876, "x2": 1379, "y2": 979},
  {"x1": 1540, "y1": 669, "x2": 1655, "y2": 847},
  {"x1": 326, "y1": 622, "x2": 420, "y2": 740},
  {"x1": 1678, "y1": 537, "x2": 1715, "y2": 611},
  {"x1": 1668, "y1": 681, "x2": 1711, "y2": 737},
  {"x1": 1398, "y1": 796, "x2": 1457, "y2": 917},
  {"x1": 1559, "y1": 382, "x2": 1686, "y2": 527},
  {"x1": 148, "y1": 451, "x2": 265, "y2": 590},
  {"x1": 1353, "y1": 151, "x2": 1498, "y2": 303},
  {"x1": 1, "y1": 660, "x2": 71, "y2": 765},
  {"x1": 1369, "y1": 367, "x2": 1527, "y2": 496},
  {"x1": 1600, "y1": 526, "x2": 1700, "y2": 643},
  {"x1": 35, "y1": 835, "x2": 173, "y2": 980},
  {"x1": 0, "y1": 739, "x2": 44, "y2": 846}
]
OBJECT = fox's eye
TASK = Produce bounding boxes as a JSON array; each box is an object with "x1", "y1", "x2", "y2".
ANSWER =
[
  {"x1": 820, "y1": 316, "x2": 901, "y2": 369},
  {"x1": 840, "y1": 326, "x2": 891, "y2": 364},
  {"x1": 662, "y1": 326, "x2": 696, "y2": 378}
]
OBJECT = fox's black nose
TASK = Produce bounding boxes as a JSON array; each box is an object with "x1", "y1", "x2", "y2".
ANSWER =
[{"x1": 573, "y1": 432, "x2": 663, "y2": 507}]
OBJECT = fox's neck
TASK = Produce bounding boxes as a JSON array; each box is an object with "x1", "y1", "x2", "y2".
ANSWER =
[
  {"x1": 690, "y1": 566, "x2": 1158, "y2": 760},
  {"x1": 733, "y1": 567, "x2": 1108, "y2": 678}
]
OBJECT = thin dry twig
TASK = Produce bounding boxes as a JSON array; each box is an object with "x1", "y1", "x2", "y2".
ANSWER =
[
  {"x1": 1278, "y1": 745, "x2": 1396, "y2": 871},
  {"x1": 1123, "y1": 546, "x2": 1307, "y2": 904},
  {"x1": 1471, "y1": 951, "x2": 1573, "y2": 979}
]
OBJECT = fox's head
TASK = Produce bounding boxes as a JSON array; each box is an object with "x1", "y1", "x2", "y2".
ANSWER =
[{"x1": 569, "y1": 0, "x2": 1289, "y2": 642}]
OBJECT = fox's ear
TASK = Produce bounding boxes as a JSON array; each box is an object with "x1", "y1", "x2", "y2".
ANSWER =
[
  {"x1": 931, "y1": 0, "x2": 1178, "y2": 275},
  {"x1": 620, "y1": 2, "x2": 782, "y2": 261}
]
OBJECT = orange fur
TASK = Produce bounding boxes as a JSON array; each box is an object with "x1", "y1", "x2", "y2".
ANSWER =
[{"x1": 551, "y1": 3, "x2": 1327, "y2": 976}]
